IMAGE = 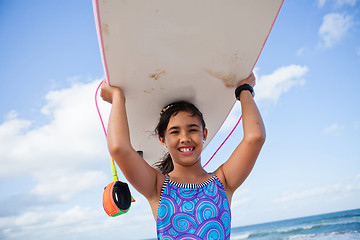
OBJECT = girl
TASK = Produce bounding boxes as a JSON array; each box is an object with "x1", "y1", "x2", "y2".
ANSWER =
[{"x1": 100, "y1": 72, "x2": 265, "y2": 239}]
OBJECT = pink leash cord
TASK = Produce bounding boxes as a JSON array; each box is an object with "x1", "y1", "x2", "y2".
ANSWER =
[
  {"x1": 95, "y1": 80, "x2": 243, "y2": 169},
  {"x1": 95, "y1": 81, "x2": 108, "y2": 139},
  {"x1": 202, "y1": 115, "x2": 242, "y2": 168}
]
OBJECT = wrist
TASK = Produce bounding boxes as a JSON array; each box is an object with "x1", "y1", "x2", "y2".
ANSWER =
[
  {"x1": 235, "y1": 84, "x2": 255, "y2": 100},
  {"x1": 112, "y1": 89, "x2": 125, "y2": 103},
  {"x1": 239, "y1": 90, "x2": 252, "y2": 99}
]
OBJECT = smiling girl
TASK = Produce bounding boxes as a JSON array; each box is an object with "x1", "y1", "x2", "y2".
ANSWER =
[{"x1": 100, "y1": 72, "x2": 265, "y2": 239}]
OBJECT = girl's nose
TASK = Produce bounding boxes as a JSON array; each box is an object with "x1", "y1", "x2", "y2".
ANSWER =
[{"x1": 180, "y1": 132, "x2": 191, "y2": 143}]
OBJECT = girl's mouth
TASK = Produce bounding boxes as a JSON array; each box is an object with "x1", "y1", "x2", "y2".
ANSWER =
[{"x1": 178, "y1": 147, "x2": 195, "y2": 153}]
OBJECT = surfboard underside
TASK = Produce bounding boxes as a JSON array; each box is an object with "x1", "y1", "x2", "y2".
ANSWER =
[{"x1": 93, "y1": 0, "x2": 283, "y2": 165}]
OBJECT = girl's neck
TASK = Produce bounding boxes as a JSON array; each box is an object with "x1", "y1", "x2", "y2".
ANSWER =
[{"x1": 168, "y1": 162, "x2": 210, "y2": 184}]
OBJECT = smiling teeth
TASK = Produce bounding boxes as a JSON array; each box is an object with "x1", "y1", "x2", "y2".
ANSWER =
[{"x1": 180, "y1": 148, "x2": 193, "y2": 152}]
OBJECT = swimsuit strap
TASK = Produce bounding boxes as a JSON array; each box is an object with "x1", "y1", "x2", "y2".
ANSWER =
[{"x1": 160, "y1": 174, "x2": 170, "y2": 199}]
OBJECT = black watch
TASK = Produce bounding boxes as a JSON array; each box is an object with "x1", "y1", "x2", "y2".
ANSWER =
[{"x1": 235, "y1": 84, "x2": 254, "y2": 100}]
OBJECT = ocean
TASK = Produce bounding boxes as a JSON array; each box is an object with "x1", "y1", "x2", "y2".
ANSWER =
[
  {"x1": 230, "y1": 209, "x2": 360, "y2": 240},
  {"x1": 145, "y1": 209, "x2": 360, "y2": 239}
]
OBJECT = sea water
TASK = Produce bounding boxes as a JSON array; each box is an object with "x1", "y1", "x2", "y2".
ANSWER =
[
  {"x1": 230, "y1": 209, "x2": 360, "y2": 240},
  {"x1": 145, "y1": 209, "x2": 360, "y2": 240}
]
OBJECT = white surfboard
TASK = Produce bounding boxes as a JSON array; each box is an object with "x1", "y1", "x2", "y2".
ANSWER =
[{"x1": 93, "y1": 0, "x2": 283, "y2": 166}]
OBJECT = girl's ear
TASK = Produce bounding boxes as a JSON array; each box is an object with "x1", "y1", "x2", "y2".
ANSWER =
[
  {"x1": 158, "y1": 136, "x2": 166, "y2": 147},
  {"x1": 203, "y1": 128, "x2": 208, "y2": 142}
]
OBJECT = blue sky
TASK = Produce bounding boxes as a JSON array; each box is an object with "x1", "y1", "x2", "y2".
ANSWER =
[{"x1": 0, "y1": 0, "x2": 359, "y2": 239}]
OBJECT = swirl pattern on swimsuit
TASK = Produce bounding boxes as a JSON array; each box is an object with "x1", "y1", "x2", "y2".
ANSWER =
[{"x1": 156, "y1": 173, "x2": 231, "y2": 239}]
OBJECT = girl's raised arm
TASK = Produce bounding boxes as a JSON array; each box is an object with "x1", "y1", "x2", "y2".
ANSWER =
[
  {"x1": 100, "y1": 81, "x2": 162, "y2": 201},
  {"x1": 216, "y1": 73, "x2": 266, "y2": 198}
]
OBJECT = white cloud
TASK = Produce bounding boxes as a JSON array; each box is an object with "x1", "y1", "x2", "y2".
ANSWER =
[
  {"x1": 318, "y1": 0, "x2": 357, "y2": 7},
  {"x1": 0, "y1": 79, "x2": 111, "y2": 201},
  {"x1": 0, "y1": 79, "x2": 161, "y2": 239},
  {"x1": 323, "y1": 122, "x2": 360, "y2": 134},
  {"x1": 0, "y1": 195, "x2": 156, "y2": 240},
  {"x1": 217, "y1": 65, "x2": 308, "y2": 132},
  {"x1": 31, "y1": 170, "x2": 107, "y2": 201},
  {"x1": 318, "y1": 13, "x2": 354, "y2": 48},
  {"x1": 296, "y1": 47, "x2": 307, "y2": 56},
  {"x1": 0, "y1": 111, "x2": 32, "y2": 143},
  {"x1": 0, "y1": 78, "x2": 160, "y2": 239},
  {"x1": 335, "y1": 0, "x2": 357, "y2": 7},
  {"x1": 231, "y1": 188, "x2": 252, "y2": 208},
  {"x1": 217, "y1": 65, "x2": 308, "y2": 133},
  {"x1": 324, "y1": 123, "x2": 340, "y2": 134},
  {"x1": 273, "y1": 183, "x2": 359, "y2": 203},
  {"x1": 0, "y1": 206, "x2": 108, "y2": 240},
  {"x1": 217, "y1": 101, "x2": 242, "y2": 132},
  {"x1": 353, "y1": 121, "x2": 360, "y2": 130},
  {"x1": 255, "y1": 65, "x2": 308, "y2": 103},
  {"x1": 318, "y1": 0, "x2": 328, "y2": 7},
  {"x1": 274, "y1": 185, "x2": 340, "y2": 203}
]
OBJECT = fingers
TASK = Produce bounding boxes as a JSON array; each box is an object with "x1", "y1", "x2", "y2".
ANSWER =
[
  {"x1": 236, "y1": 72, "x2": 256, "y2": 88},
  {"x1": 101, "y1": 78, "x2": 113, "y2": 93},
  {"x1": 100, "y1": 78, "x2": 112, "y2": 103},
  {"x1": 247, "y1": 72, "x2": 256, "y2": 87},
  {"x1": 101, "y1": 78, "x2": 108, "y2": 88},
  {"x1": 100, "y1": 79, "x2": 126, "y2": 104}
]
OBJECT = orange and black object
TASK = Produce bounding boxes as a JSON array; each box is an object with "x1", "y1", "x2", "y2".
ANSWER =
[{"x1": 103, "y1": 179, "x2": 135, "y2": 217}]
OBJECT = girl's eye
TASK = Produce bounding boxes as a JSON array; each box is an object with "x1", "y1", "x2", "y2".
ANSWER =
[
  {"x1": 170, "y1": 131, "x2": 179, "y2": 134},
  {"x1": 190, "y1": 129, "x2": 198, "y2": 132}
]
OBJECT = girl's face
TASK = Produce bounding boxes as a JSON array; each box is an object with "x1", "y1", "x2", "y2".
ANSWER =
[{"x1": 159, "y1": 111, "x2": 207, "y2": 167}]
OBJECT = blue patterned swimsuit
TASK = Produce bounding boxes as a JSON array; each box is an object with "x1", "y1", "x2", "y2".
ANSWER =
[{"x1": 156, "y1": 173, "x2": 231, "y2": 239}]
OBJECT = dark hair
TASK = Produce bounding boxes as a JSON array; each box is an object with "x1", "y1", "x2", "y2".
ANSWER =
[{"x1": 153, "y1": 101, "x2": 206, "y2": 174}]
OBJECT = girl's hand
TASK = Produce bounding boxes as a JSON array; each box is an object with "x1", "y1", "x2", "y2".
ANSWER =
[
  {"x1": 100, "y1": 79, "x2": 125, "y2": 104},
  {"x1": 236, "y1": 72, "x2": 256, "y2": 88}
]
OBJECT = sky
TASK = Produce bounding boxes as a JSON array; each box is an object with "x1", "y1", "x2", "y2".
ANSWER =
[{"x1": 0, "y1": 0, "x2": 359, "y2": 239}]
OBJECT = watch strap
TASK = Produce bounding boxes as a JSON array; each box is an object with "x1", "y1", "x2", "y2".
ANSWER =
[{"x1": 235, "y1": 84, "x2": 254, "y2": 100}]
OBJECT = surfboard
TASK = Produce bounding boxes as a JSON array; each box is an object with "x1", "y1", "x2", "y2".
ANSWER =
[{"x1": 93, "y1": 0, "x2": 284, "y2": 166}]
